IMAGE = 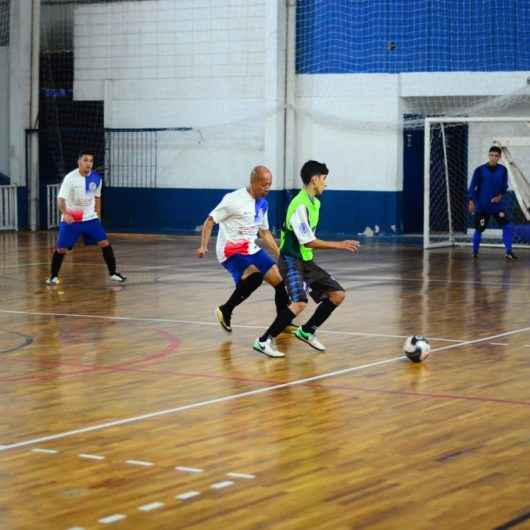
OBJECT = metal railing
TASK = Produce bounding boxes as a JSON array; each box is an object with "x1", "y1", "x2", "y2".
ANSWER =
[
  {"x1": 47, "y1": 184, "x2": 61, "y2": 229},
  {"x1": 0, "y1": 186, "x2": 18, "y2": 231}
]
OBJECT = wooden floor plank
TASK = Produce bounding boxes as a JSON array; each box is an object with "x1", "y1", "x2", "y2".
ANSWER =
[{"x1": 1, "y1": 232, "x2": 529, "y2": 529}]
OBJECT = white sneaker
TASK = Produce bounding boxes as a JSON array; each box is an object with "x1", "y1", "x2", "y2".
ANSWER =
[
  {"x1": 252, "y1": 338, "x2": 285, "y2": 358},
  {"x1": 46, "y1": 276, "x2": 59, "y2": 285},
  {"x1": 294, "y1": 327, "x2": 326, "y2": 351},
  {"x1": 110, "y1": 272, "x2": 127, "y2": 283}
]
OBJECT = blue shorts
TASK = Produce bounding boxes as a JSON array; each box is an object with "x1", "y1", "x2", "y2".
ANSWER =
[
  {"x1": 222, "y1": 249, "x2": 275, "y2": 285},
  {"x1": 57, "y1": 219, "x2": 108, "y2": 249}
]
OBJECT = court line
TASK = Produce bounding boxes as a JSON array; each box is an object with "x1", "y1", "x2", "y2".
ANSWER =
[
  {"x1": 0, "y1": 309, "x2": 462, "y2": 343},
  {"x1": 328, "y1": 274, "x2": 530, "y2": 288},
  {"x1": 0, "y1": 356, "x2": 414, "y2": 452},
  {"x1": 0, "y1": 261, "x2": 50, "y2": 269},
  {"x1": 2, "y1": 324, "x2": 530, "y2": 453}
]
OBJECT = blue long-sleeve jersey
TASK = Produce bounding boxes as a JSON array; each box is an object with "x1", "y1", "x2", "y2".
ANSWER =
[{"x1": 468, "y1": 163, "x2": 508, "y2": 213}]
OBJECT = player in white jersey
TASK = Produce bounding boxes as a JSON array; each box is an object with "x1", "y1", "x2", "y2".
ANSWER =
[
  {"x1": 196, "y1": 166, "x2": 293, "y2": 355},
  {"x1": 46, "y1": 150, "x2": 126, "y2": 285}
]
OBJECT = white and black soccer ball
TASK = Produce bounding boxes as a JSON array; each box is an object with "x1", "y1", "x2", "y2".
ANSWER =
[{"x1": 403, "y1": 335, "x2": 431, "y2": 363}]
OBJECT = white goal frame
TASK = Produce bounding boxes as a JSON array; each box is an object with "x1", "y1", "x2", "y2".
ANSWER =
[{"x1": 423, "y1": 116, "x2": 530, "y2": 249}]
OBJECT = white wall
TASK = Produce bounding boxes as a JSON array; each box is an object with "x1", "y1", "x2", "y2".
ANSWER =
[
  {"x1": 0, "y1": 47, "x2": 8, "y2": 177},
  {"x1": 293, "y1": 72, "x2": 530, "y2": 192},
  {"x1": 74, "y1": 0, "x2": 282, "y2": 190},
  {"x1": 295, "y1": 74, "x2": 403, "y2": 191}
]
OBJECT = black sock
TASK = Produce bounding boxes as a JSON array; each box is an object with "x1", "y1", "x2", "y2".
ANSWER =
[
  {"x1": 274, "y1": 282, "x2": 290, "y2": 313},
  {"x1": 260, "y1": 307, "x2": 296, "y2": 342},
  {"x1": 102, "y1": 245, "x2": 117, "y2": 275},
  {"x1": 302, "y1": 299, "x2": 338, "y2": 335},
  {"x1": 222, "y1": 272, "x2": 263, "y2": 314},
  {"x1": 51, "y1": 251, "x2": 65, "y2": 277}
]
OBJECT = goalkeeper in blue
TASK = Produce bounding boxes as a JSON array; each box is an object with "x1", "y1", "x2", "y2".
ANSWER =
[{"x1": 467, "y1": 146, "x2": 518, "y2": 261}]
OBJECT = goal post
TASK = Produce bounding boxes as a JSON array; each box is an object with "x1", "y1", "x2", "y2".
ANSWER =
[{"x1": 423, "y1": 116, "x2": 530, "y2": 250}]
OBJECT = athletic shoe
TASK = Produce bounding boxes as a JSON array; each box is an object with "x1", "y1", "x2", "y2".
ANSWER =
[
  {"x1": 110, "y1": 272, "x2": 127, "y2": 282},
  {"x1": 504, "y1": 252, "x2": 518, "y2": 261},
  {"x1": 215, "y1": 306, "x2": 232, "y2": 333},
  {"x1": 472, "y1": 252, "x2": 479, "y2": 259},
  {"x1": 294, "y1": 327, "x2": 326, "y2": 351},
  {"x1": 46, "y1": 276, "x2": 59, "y2": 285},
  {"x1": 252, "y1": 337, "x2": 285, "y2": 358}
]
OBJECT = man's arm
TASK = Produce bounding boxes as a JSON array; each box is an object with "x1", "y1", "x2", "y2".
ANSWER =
[
  {"x1": 290, "y1": 205, "x2": 360, "y2": 254},
  {"x1": 467, "y1": 167, "x2": 480, "y2": 213},
  {"x1": 306, "y1": 239, "x2": 359, "y2": 253},
  {"x1": 95, "y1": 197, "x2": 102, "y2": 218},
  {"x1": 57, "y1": 197, "x2": 74, "y2": 224},
  {"x1": 196, "y1": 216, "x2": 216, "y2": 257},
  {"x1": 258, "y1": 228, "x2": 280, "y2": 258}
]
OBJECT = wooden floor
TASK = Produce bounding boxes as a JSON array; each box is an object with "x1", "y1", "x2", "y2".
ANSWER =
[{"x1": 1, "y1": 231, "x2": 530, "y2": 530}]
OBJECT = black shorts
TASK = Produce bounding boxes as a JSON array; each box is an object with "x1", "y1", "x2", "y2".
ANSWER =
[
  {"x1": 278, "y1": 254, "x2": 344, "y2": 303},
  {"x1": 474, "y1": 210, "x2": 509, "y2": 232}
]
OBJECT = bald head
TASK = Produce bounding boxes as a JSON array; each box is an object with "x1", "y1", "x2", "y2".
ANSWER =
[
  {"x1": 248, "y1": 165, "x2": 272, "y2": 199},
  {"x1": 250, "y1": 165, "x2": 271, "y2": 183}
]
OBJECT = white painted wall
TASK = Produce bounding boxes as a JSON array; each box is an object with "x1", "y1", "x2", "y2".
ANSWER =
[
  {"x1": 0, "y1": 47, "x2": 8, "y2": 177},
  {"x1": 295, "y1": 74, "x2": 403, "y2": 191},
  {"x1": 74, "y1": 0, "x2": 282, "y2": 189},
  {"x1": 294, "y1": 72, "x2": 530, "y2": 192}
]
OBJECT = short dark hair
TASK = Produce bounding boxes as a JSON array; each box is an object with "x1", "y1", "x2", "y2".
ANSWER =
[
  {"x1": 489, "y1": 146, "x2": 502, "y2": 155},
  {"x1": 78, "y1": 149, "x2": 95, "y2": 160},
  {"x1": 300, "y1": 160, "x2": 328, "y2": 185}
]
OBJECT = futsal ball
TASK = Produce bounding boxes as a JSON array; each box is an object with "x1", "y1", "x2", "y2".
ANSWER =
[{"x1": 403, "y1": 335, "x2": 431, "y2": 363}]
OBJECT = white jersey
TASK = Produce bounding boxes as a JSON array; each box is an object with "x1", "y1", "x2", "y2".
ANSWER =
[
  {"x1": 57, "y1": 169, "x2": 102, "y2": 222},
  {"x1": 209, "y1": 187, "x2": 269, "y2": 263}
]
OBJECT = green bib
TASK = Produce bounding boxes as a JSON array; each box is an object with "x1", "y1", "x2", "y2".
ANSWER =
[{"x1": 280, "y1": 189, "x2": 320, "y2": 261}]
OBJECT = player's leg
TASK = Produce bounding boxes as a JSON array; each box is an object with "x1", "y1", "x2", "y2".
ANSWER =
[
  {"x1": 46, "y1": 222, "x2": 80, "y2": 284},
  {"x1": 472, "y1": 212, "x2": 489, "y2": 258},
  {"x1": 495, "y1": 211, "x2": 518, "y2": 260},
  {"x1": 294, "y1": 262, "x2": 345, "y2": 352},
  {"x1": 253, "y1": 255, "x2": 306, "y2": 358},
  {"x1": 217, "y1": 255, "x2": 264, "y2": 332},
  {"x1": 262, "y1": 265, "x2": 290, "y2": 313},
  {"x1": 86, "y1": 220, "x2": 127, "y2": 282},
  {"x1": 262, "y1": 264, "x2": 297, "y2": 334}
]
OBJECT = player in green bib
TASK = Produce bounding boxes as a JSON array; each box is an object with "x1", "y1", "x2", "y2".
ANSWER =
[{"x1": 253, "y1": 160, "x2": 360, "y2": 358}]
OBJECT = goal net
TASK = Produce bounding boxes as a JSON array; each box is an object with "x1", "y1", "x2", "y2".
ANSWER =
[{"x1": 424, "y1": 117, "x2": 530, "y2": 249}]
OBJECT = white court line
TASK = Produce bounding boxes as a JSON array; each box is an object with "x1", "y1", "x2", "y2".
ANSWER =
[
  {"x1": 175, "y1": 466, "x2": 203, "y2": 474},
  {"x1": 0, "y1": 356, "x2": 409, "y2": 452},
  {"x1": 125, "y1": 459, "x2": 154, "y2": 467},
  {"x1": 0, "y1": 261, "x2": 50, "y2": 269},
  {"x1": 98, "y1": 514, "x2": 126, "y2": 524},
  {"x1": 32, "y1": 448, "x2": 58, "y2": 454},
  {"x1": 138, "y1": 502, "x2": 164, "y2": 512},
  {"x1": 79, "y1": 453, "x2": 105, "y2": 461},
  {"x1": 490, "y1": 342, "x2": 508, "y2": 346},
  {"x1": 176, "y1": 491, "x2": 200, "y2": 501},
  {"x1": 1, "y1": 325, "x2": 529, "y2": 453},
  {"x1": 0, "y1": 308, "x2": 462, "y2": 343},
  {"x1": 336, "y1": 274, "x2": 530, "y2": 288},
  {"x1": 66, "y1": 527, "x2": 85, "y2": 530},
  {"x1": 227, "y1": 472, "x2": 255, "y2": 480},
  {"x1": 210, "y1": 480, "x2": 234, "y2": 490}
]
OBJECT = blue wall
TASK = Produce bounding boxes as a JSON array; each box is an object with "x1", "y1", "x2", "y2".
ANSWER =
[
  {"x1": 101, "y1": 187, "x2": 401, "y2": 238},
  {"x1": 297, "y1": 0, "x2": 530, "y2": 73}
]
